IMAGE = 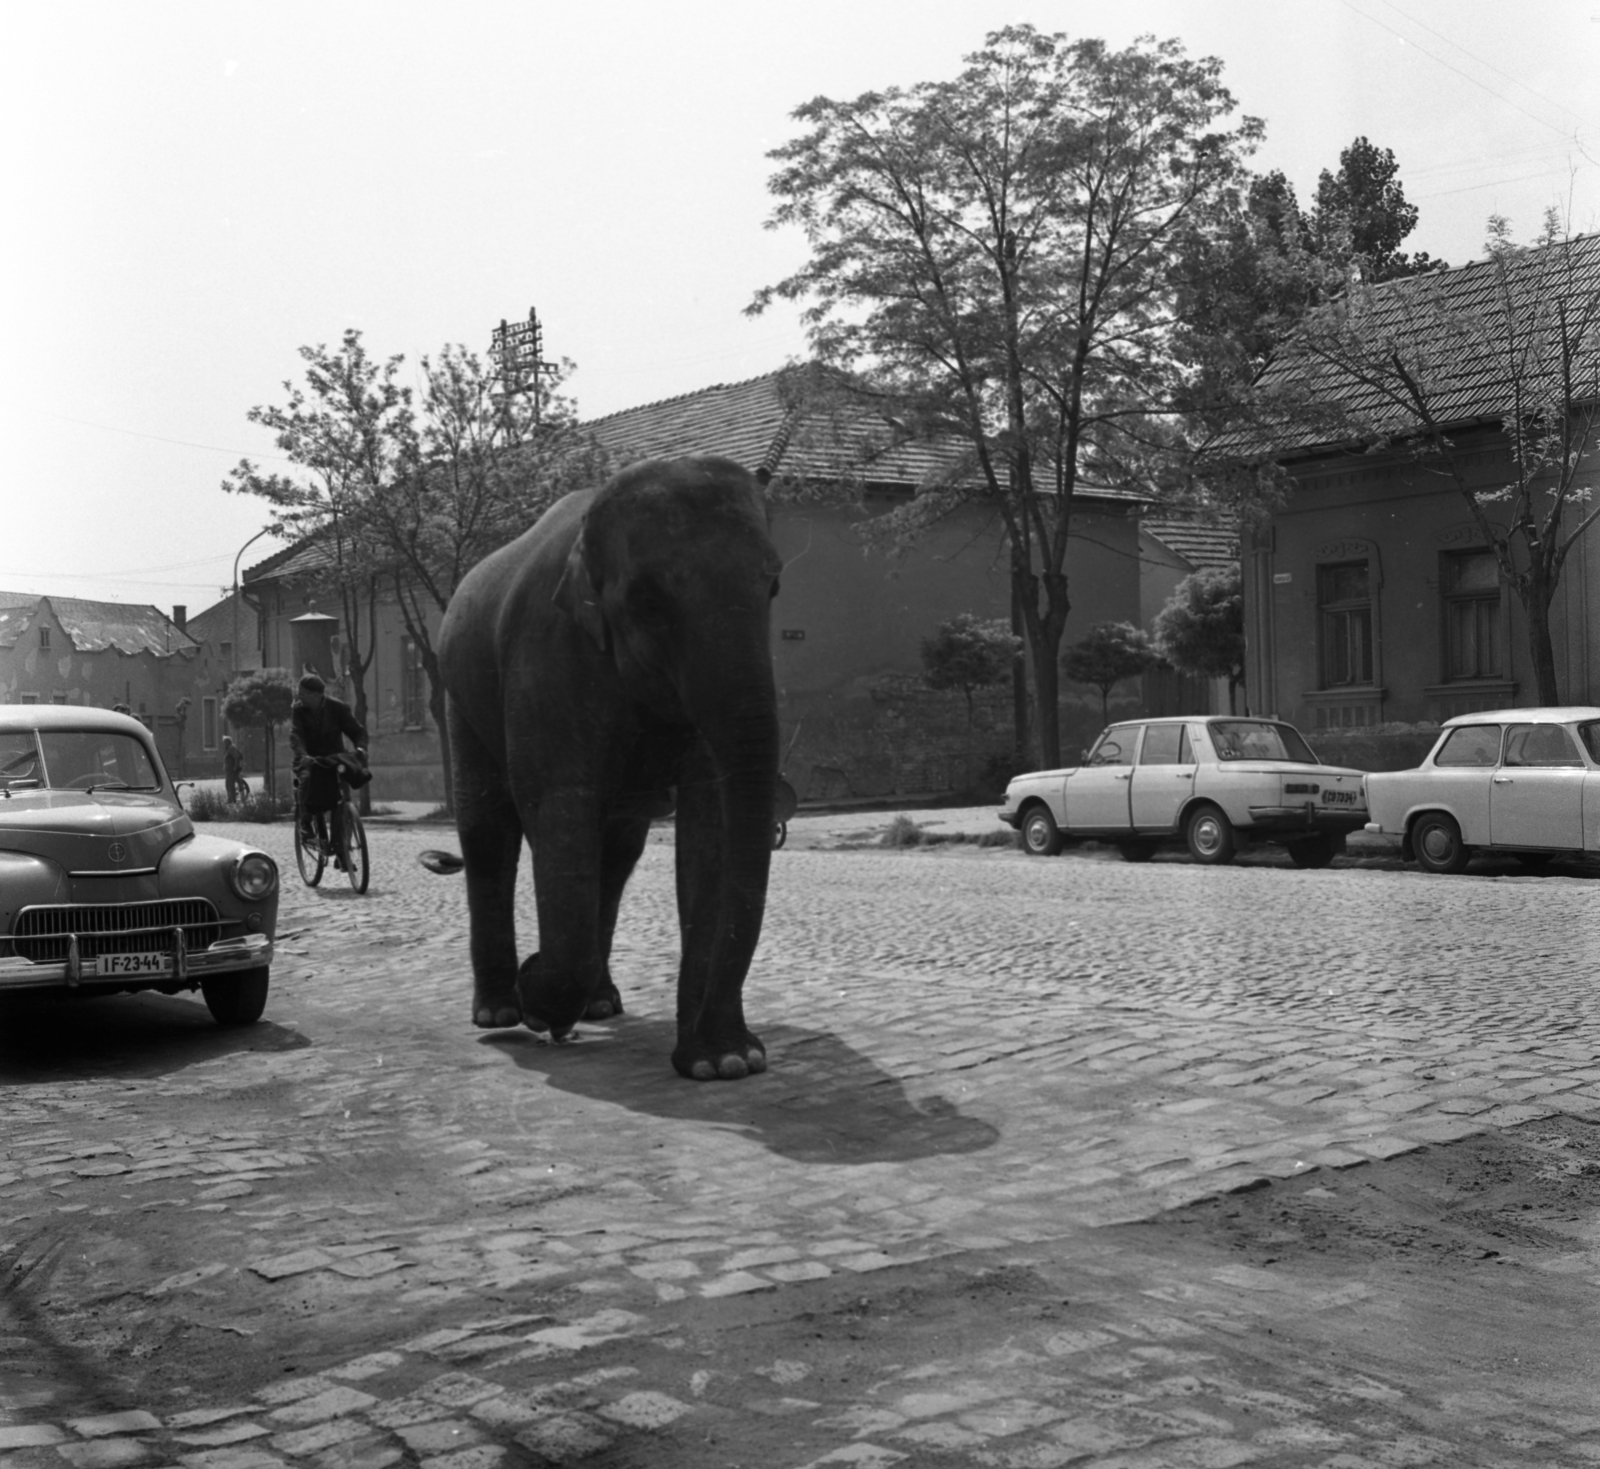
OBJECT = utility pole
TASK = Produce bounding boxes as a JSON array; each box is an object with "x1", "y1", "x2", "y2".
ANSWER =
[{"x1": 489, "y1": 306, "x2": 558, "y2": 434}]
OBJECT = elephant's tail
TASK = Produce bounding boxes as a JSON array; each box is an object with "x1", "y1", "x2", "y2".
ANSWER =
[{"x1": 418, "y1": 849, "x2": 465, "y2": 876}]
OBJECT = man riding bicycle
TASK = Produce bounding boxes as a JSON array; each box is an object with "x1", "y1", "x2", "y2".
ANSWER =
[{"x1": 290, "y1": 673, "x2": 367, "y2": 868}]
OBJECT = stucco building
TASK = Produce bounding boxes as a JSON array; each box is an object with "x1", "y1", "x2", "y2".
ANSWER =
[{"x1": 1242, "y1": 235, "x2": 1600, "y2": 765}]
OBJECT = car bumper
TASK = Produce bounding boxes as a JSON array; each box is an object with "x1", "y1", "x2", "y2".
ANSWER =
[
  {"x1": 1247, "y1": 806, "x2": 1369, "y2": 836},
  {"x1": 0, "y1": 932, "x2": 273, "y2": 992}
]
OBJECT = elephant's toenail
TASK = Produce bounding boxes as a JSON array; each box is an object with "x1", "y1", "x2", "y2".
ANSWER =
[
  {"x1": 747, "y1": 1052, "x2": 768, "y2": 1074},
  {"x1": 718, "y1": 1055, "x2": 749, "y2": 1080},
  {"x1": 691, "y1": 1060, "x2": 717, "y2": 1080}
]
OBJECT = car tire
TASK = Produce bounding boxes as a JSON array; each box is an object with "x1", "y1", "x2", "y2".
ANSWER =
[
  {"x1": 202, "y1": 967, "x2": 270, "y2": 1026},
  {"x1": 1117, "y1": 841, "x2": 1156, "y2": 863},
  {"x1": 1021, "y1": 805, "x2": 1064, "y2": 857},
  {"x1": 1286, "y1": 834, "x2": 1337, "y2": 869},
  {"x1": 1411, "y1": 812, "x2": 1469, "y2": 875},
  {"x1": 1185, "y1": 804, "x2": 1237, "y2": 865}
]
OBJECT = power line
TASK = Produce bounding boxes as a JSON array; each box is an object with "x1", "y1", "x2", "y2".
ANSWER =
[
  {"x1": 46, "y1": 412, "x2": 296, "y2": 463},
  {"x1": 1339, "y1": 0, "x2": 1582, "y2": 141}
]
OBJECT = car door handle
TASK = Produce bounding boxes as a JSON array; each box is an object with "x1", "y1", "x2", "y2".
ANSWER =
[
  {"x1": 1492, "y1": 776, "x2": 1512, "y2": 784},
  {"x1": 1114, "y1": 772, "x2": 1131, "y2": 781}
]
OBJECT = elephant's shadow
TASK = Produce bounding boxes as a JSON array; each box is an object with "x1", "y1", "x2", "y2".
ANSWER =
[{"x1": 481, "y1": 1018, "x2": 998, "y2": 1166}]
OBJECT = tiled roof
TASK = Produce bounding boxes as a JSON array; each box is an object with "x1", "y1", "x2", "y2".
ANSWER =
[
  {"x1": 586, "y1": 368, "x2": 1145, "y2": 503},
  {"x1": 1252, "y1": 233, "x2": 1600, "y2": 457},
  {"x1": 0, "y1": 592, "x2": 198, "y2": 657},
  {"x1": 1142, "y1": 518, "x2": 1240, "y2": 571}
]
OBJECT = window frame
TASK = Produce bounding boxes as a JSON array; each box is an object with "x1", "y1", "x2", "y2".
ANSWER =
[
  {"x1": 1440, "y1": 549, "x2": 1502, "y2": 682},
  {"x1": 401, "y1": 635, "x2": 426, "y2": 731},
  {"x1": 201, "y1": 696, "x2": 218, "y2": 751},
  {"x1": 1317, "y1": 560, "x2": 1374, "y2": 689}
]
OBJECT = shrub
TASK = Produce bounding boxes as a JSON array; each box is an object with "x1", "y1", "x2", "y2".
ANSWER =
[
  {"x1": 881, "y1": 814, "x2": 926, "y2": 847},
  {"x1": 235, "y1": 792, "x2": 292, "y2": 823},
  {"x1": 184, "y1": 787, "x2": 227, "y2": 822}
]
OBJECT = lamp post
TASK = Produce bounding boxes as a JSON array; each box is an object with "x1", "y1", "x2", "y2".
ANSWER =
[{"x1": 232, "y1": 528, "x2": 273, "y2": 682}]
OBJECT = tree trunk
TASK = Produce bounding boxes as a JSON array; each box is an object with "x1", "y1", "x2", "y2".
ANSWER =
[
  {"x1": 1010, "y1": 576, "x2": 1030, "y2": 770},
  {"x1": 1523, "y1": 578, "x2": 1562, "y2": 705},
  {"x1": 421, "y1": 645, "x2": 455, "y2": 817}
]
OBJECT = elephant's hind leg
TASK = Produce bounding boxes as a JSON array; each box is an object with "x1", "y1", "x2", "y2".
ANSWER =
[
  {"x1": 449, "y1": 699, "x2": 524, "y2": 1029},
  {"x1": 584, "y1": 811, "x2": 652, "y2": 1020}
]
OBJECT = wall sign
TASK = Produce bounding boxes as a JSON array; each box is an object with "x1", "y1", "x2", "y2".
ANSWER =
[
  {"x1": 781, "y1": 629, "x2": 806, "y2": 641},
  {"x1": 1272, "y1": 572, "x2": 1293, "y2": 584}
]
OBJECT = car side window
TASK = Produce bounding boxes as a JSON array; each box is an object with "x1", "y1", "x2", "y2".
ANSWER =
[
  {"x1": 1504, "y1": 723, "x2": 1583, "y2": 768},
  {"x1": 1432, "y1": 725, "x2": 1502, "y2": 767},
  {"x1": 1579, "y1": 723, "x2": 1600, "y2": 763},
  {"x1": 1137, "y1": 725, "x2": 1190, "y2": 765},
  {"x1": 1087, "y1": 728, "x2": 1137, "y2": 767}
]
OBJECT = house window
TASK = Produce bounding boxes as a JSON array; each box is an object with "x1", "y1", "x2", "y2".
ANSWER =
[
  {"x1": 38, "y1": 627, "x2": 49, "y2": 650},
  {"x1": 401, "y1": 637, "x2": 425, "y2": 729},
  {"x1": 219, "y1": 640, "x2": 233, "y2": 663},
  {"x1": 1318, "y1": 561, "x2": 1372, "y2": 687},
  {"x1": 1442, "y1": 551, "x2": 1501, "y2": 679},
  {"x1": 202, "y1": 697, "x2": 218, "y2": 751},
  {"x1": 51, "y1": 694, "x2": 67, "y2": 705},
  {"x1": 19, "y1": 693, "x2": 38, "y2": 704}
]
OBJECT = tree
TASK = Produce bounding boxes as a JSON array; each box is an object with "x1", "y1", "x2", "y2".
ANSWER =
[
  {"x1": 226, "y1": 333, "x2": 604, "y2": 815},
  {"x1": 1278, "y1": 213, "x2": 1600, "y2": 706},
  {"x1": 1152, "y1": 565, "x2": 1245, "y2": 712},
  {"x1": 750, "y1": 25, "x2": 1262, "y2": 769},
  {"x1": 224, "y1": 331, "x2": 408, "y2": 805},
  {"x1": 172, "y1": 695, "x2": 192, "y2": 777},
  {"x1": 223, "y1": 669, "x2": 294, "y2": 800},
  {"x1": 921, "y1": 614, "x2": 1023, "y2": 774},
  {"x1": 1060, "y1": 621, "x2": 1157, "y2": 725},
  {"x1": 354, "y1": 346, "x2": 605, "y2": 814},
  {"x1": 1310, "y1": 136, "x2": 1445, "y2": 282}
]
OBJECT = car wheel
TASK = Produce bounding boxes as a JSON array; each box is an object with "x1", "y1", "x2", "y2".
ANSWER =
[
  {"x1": 1021, "y1": 805, "x2": 1064, "y2": 857},
  {"x1": 1287, "y1": 834, "x2": 1337, "y2": 869},
  {"x1": 1117, "y1": 841, "x2": 1156, "y2": 863},
  {"x1": 1185, "y1": 804, "x2": 1237, "y2": 865},
  {"x1": 1411, "y1": 812, "x2": 1469, "y2": 874},
  {"x1": 201, "y1": 967, "x2": 269, "y2": 1026}
]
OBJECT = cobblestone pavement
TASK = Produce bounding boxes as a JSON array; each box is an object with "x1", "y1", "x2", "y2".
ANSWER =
[{"x1": 2, "y1": 812, "x2": 1599, "y2": 1467}]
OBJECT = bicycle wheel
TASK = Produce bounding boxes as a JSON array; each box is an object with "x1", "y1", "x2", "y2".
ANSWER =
[
  {"x1": 342, "y1": 801, "x2": 369, "y2": 893},
  {"x1": 294, "y1": 798, "x2": 326, "y2": 887}
]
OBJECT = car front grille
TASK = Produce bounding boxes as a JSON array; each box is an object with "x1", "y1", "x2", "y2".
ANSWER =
[{"x1": 11, "y1": 900, "x2": 223, "y2": 963}]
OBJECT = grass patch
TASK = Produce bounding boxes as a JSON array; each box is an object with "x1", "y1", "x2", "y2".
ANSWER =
[
  {"x1": 880, "y1": 814, "x2": 927, "y2": 847},
  {"x1": 878, "y1": 817, "x2": 1017, "y2": 850}
]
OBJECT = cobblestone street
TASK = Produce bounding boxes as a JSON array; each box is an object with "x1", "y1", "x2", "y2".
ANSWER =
[{"x1": 3, "y1": 812, "x2": 1599, "y2": 1467}]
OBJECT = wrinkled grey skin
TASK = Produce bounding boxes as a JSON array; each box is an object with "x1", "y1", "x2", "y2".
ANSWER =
[{"x1": 436, "y1": 456, "x2": 782, "y2": 1080}]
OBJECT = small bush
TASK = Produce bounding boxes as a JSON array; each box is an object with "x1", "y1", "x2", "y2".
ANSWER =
[
  {"x1": 422, "y1": 804, "x2": 453, "y2": 822},
  {"x1": 185, "y1": 787, "x2": 227, "y2": 822},
  {"x1": 235, "y1": 792, "x2": 291, "y2": 823},
  {"x1": 977, "y1": 827, "x2": 1019, "y2": 848},
  {"x1": 881, "y1": 814, "x2": 926, "y2": 848}
]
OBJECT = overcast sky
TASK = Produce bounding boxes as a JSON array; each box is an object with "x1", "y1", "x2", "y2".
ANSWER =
[{"x1": 3, "y1": 0, "x2": 1597, "y2": 616}]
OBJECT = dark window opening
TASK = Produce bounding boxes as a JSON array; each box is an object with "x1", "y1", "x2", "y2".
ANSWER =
[{"x1": 1318, "y1": 562, "x2": 1372, "y2": 687}]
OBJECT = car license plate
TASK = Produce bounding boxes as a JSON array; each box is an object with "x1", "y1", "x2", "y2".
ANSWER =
[
  {"x1": 1320, "y1": 789, "x2": 1360, "y2": 807},
  {"x1": 95, "y1": 953, "x2": 170, "y2": 976}
]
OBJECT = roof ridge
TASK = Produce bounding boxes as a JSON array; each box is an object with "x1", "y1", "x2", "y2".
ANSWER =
[{"x1": 583, "y1": 371, "x2": 785, "y2": 427}]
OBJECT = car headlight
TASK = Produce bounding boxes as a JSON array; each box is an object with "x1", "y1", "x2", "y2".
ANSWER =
[{"x1": 233, "y1": 852, "x2": 278, "y2": 900}]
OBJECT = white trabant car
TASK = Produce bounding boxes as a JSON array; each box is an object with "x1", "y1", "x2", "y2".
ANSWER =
[
  {"x1": 1364, "y1": 706, "x2": 1600, "y2": 874},
  {"x1": 999, "y1": 716, "x2": 1368, "y2": 867}
]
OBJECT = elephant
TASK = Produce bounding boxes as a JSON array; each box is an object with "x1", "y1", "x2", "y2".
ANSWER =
[{"x1": 433, "y1": 455, "x2": 783, "y2": 1081}]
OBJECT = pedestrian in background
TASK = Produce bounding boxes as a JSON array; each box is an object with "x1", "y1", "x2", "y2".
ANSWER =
[{"x1": 222, "y1": 734, "x2": 244, "y2": 804}]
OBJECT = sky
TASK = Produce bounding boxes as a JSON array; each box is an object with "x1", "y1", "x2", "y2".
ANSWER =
[{"x1": 3, "y1": 0, "x2": 1598, "y2": 615}]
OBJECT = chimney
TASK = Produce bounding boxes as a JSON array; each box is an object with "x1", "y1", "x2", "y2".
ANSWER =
[{"x1": 173, "y1": 605, "x2": 187, "y2": 631}]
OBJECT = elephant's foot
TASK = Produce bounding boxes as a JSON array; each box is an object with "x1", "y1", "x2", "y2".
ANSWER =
[
  {"x1": 672, "y1": 1030, "x2": 767, "y2": 1081},
  {"x1": 471, "y1": 978, "x2": 522, "y2": 1030},
  {"x1": 582, "y1": 970, "x2": 624, "y2": 1021}
]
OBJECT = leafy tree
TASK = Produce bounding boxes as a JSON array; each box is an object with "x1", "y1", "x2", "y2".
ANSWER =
[
  {"x1": 226, "y1": 333, "x2": 604, "y2": 814},
  {"x1": 1151, "y1": 565, "x2": 1245, "y2": 713},
  {"x1": 921, "y1": 614, "x2": 1023, "y2": 776},
  {"x1": 223, "y1": 669, "x2": 294, "y2": 799},
  {"x1": 1060, "y1": 621, "x2": 1157, "y2": 725},
  {"x1": 1310, "y1": 136, "x2": 1445, "y2": 282},
  {"x1": 1278, "y1": 213, "x2": 1600, "y2": 705},
  {"x1": 750, "y1": 25, "x2": 1262, "y2": 769},
  {"x1": 223, "y1": 331, "x2": 406, "y2": 790}
]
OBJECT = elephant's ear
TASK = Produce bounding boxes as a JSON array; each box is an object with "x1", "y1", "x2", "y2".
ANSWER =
[{"x1": 553, "y1": 534, "x2": 608, "y2": 651}]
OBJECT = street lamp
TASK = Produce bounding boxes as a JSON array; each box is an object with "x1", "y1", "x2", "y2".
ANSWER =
[{"x1": 232, "y1": 528, "x2": 273, "y2": 681}]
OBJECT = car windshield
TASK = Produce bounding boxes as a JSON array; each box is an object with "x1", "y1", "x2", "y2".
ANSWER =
[
  {"x1": 1209, "y1": 720, "x2": 1317, "y2": 764},
  {"x1": 27, "y1": 729, "x2": 162, "y2": 791}
]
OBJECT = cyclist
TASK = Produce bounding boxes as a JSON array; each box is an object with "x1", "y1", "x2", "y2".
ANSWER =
[{"x1": 290, "y1": 673, "x2": 367, "y2": 868}]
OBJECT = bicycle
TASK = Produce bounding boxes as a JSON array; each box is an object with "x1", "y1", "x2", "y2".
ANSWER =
[{"x1": 293, "y1": 753, "x2": 370, "y2": 894}]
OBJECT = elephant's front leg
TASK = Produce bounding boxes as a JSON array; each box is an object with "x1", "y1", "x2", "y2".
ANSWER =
[
  {"x1": 671, "y1": 743, "x2": 772, "y2": 1080},
  {"x1": 522, "y1": 788, "x2": 607, "y2": 1037},
  {"x1": 451, "y1": 705, "x2": 525, "y2": 1029},
  {"x1": 584, "y1": 811, "x2": 652, "y2": 1020}
]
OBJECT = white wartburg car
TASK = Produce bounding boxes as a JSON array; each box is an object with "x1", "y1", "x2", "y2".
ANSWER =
[
  {"x1": 1364, "y1": 707, "x2": 1600, "y2": 874},
  {"x1": 999, "y1": 716, "x2": 1368, "y2": 867}
]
